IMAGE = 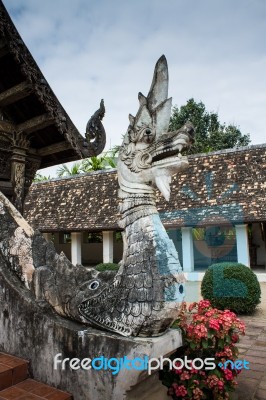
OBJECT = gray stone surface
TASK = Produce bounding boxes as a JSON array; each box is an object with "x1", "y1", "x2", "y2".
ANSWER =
[{"x1": 0, "y1": 255, "x2": 181, "y2": 399}]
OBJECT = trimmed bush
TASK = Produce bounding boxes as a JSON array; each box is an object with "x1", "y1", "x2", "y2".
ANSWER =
[
  {"x1": 201, "y1": 262, "x2": 261, "y2": 314},
  {"x1": 95, "y1": 263, "x2": 119, "y2": 272}
]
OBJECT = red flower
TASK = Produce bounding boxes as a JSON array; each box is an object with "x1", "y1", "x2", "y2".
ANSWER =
[
  {"x1": 193, "y1": 323, "x2": 208, "y2": 339},
  {"x1": 217, "y1": 379, "x2": 224, "y2": 391},
  {"x1": 180, "y1": 371, "x2": 190, "y2": 380},
  {"x1": 224, "y1": 369, "x2": 234, "y2": 381},
  {"x1": 209, "y1": 319, "x2": 220, "y2": 330},
  {"x1": 192, "y1": 387, "x2": 204, "y2": 399},
  {"x1": 198, "y1": 300, "x2": 211, "y2": 312},
  {"x1": 172, "y1": 384, "x2": 188, "y2": 397}
]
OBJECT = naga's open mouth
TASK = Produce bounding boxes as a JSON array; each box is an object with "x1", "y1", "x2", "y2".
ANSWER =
[
  {"x1": 78, "y1": 289, "x2": 132, "y2": 336},
  {"x1": 152, "y1": 149, "x2": 182, "y2": 164},
  {"x1": 79, "y1": 303, "x2": 132, "y2": 336},
  {"x1": 151, "y1": 124, "x2": 195, "y2": 166}
]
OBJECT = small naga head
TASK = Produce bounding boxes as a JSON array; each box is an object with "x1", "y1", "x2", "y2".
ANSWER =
[
  {"x1": 118, "y1": 55, "x2": 195, "y2": 201},
  {"x1": 33, "y1": 249, "x2": 116, "y2": 322}
]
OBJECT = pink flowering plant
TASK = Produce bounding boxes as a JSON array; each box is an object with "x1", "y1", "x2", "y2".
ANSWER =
[{"x1": 160, "y1": 300, "x2": 245, "y2": 400}]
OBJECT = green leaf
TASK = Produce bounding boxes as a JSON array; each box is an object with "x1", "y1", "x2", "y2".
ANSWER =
[
  {"x1": 212, "y1": 369, "x2": 222, "y2": 378},
  {"x1": 225, "y1": 335, "x2": 231, "y2": 344}
]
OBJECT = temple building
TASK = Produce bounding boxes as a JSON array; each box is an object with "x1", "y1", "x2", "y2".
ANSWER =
[
  {"x1": 1, "y1": 0, "x2": 265, "y2": 281},
  {"x1": 0, "y1": 0, "x2": 105, "y2": 213},
  {"x1": 24, "y1": 144, "x2": 266, "y2": 281}
]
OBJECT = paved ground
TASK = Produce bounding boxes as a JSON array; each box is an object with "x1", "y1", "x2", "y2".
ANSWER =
[
  {"x1": 234, "y1": 283, "x2": 266, "y2": 400},
  {"x1": 186, "y1": 282, "x2": 266, "y2": 400}
]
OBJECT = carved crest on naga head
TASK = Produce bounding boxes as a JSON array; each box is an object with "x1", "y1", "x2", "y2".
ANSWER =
[{"x1": 118, "y1": 55, "x2": 194, "y2": 201}]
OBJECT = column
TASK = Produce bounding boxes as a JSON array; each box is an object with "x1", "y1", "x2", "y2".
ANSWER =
[
  {"x1": 235, "y1": 224, "x2": 250, "y2": 267},
  {"x1": 181, "y1": 227, "x2": 194, "y2": 272},
  {"x1": 11, "y1": 146, "x2": 26, "y2": 213},
  {"x1": 103, "y1": 231, "x2": 114, "y2": 263},
  {"x1": 10, "y1": 131, "x2": 31, "y2": 213},
  {"x1": 71, "y1": 232, "x2": 82, "y2": 266}
]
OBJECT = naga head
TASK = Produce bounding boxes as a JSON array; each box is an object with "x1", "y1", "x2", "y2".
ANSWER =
[
  {"x1": 33, "y1": 249, "x2": 116, "y2": 323},
  {"x1": 118, "y1": 55, "x2": 194, "y2": 201}
]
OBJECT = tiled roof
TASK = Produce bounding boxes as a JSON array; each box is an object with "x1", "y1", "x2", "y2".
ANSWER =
[{"x1": 24, "y1": 144, "x2": 266, "y2": 231}]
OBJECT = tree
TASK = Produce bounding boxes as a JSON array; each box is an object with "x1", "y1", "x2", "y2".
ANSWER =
[
  {"x1": 104, "y1": 146, "x2": 120, "y2": 169},
  {"x1": 82, "y1": 150, "x2": 119, "y2": 172},
  {"x1": 169, "y1": 98, "x2": 251, "y2": 154},
  {"x1": 33, "y1": 173, "x2": 51, "y2": 182},
  {"x1": 82, "y1": 154, "x2": 117, "y2": 172},
  {"x1": 55, "y1": 152, "x2": 118, "y2": 178},
  {"x1": 82, "y1": 156, "x2": 107, "y2": 172},
  {"x1": 56, "y1": 162, "x2": 83, "y2": 177}
]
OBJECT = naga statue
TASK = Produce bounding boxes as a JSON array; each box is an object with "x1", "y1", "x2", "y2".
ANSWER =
[{"x1": 0, "y1": 56, "x2": 194, "y2": 337}]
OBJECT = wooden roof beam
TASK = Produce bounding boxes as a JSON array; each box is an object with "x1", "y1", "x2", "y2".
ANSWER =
[
  {"x1": 0, "y1": 81, "x2": 33, "y2": 106},
  {"x1": 18, "y1": 113, "x2": 54, "y2": 134},
  {"x1": 30, "y1": 141, "x2": 73, "y2": 157}
]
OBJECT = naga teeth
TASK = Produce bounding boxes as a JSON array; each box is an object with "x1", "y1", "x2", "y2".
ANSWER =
[
  {"x1": 79, "y1": 310, "x2": 132, "y2": 336},
  {"x1": 153, "y1": 156, "x2": 183, "y2": 165}
]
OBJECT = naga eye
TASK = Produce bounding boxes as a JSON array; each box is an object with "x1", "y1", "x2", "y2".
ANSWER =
[{"x1": 89, "y1": 281, "x2": 99, "y2": 290}]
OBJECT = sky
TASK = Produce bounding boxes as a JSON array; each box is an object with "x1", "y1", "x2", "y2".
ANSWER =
[{"x1": 4, "y1": 0, "x2": 266, "y2": 177}]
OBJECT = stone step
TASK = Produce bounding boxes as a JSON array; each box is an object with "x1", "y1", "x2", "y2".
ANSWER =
[{"x1": 0, "y1": 353, "x2": 72, "y2": 400}]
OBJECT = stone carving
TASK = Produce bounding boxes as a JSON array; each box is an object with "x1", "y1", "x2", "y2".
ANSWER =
[
  {"x1": 0, "y1": 56, "x2": 194, "y2": 338},
  {"x1": 13, "y1": 131, "x2": 30, "y2": 150},
  {"x1": 0, "y1": 191, "x2": 117, "y2": 324},
  {"x1": 12, "y1": 162, "x2": 25, "y2": 211},
  {"x1": 0, "y1": 192, "x2": 34, "y2": 286},
  {"x1": 118, "y1": 56, "x2": 194, "y2": 202},
  {"x1": 24, "y1": 158, "x2": 42, "y2": 199},
  {"x1": 85, "y1": 99, "x2": 106, "y2": 155},
  {"x1": 9, "y1": 227, "x2": 35, "y2": 289},
  {"x1": 78, "y1": 56, "x2": 194, "y2": 336}
]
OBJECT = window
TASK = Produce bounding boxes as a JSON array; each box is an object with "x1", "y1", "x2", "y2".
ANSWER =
[{"x1": 59, "y1": 232, "x2": 71, "y2": 244}]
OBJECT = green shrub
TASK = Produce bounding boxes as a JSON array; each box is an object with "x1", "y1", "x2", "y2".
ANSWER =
[
  {"x1": 201, "y1": 262, "x2": 261, "y2": 314},
  {"x1": 95, "y1": 263, "x2": 119, "y2": 272}
]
